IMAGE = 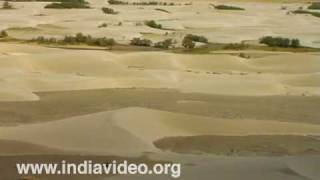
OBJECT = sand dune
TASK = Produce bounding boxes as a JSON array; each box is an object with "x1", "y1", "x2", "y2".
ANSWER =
[
  {"x1": 0, "y1": 44, "x2": 319, "y2": 99},
  {"x1": 0, "y1": 107, "x2": 319, "y2": 155}
]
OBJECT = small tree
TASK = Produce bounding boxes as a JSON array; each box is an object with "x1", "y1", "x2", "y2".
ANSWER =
[{"x1": 182, "y1": 36, "x2": 195, "y2": 49}]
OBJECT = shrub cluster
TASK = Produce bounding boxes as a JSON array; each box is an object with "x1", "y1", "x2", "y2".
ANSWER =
[
  {"x1": 31, "y1": 33, "x2": 116, "y2": 47},
  {"x1": 308, "y1": 2, "x2": 320, "y2": 10},
  {"x1": 102, "y1": 7, "x2": 118, "y2": 14},
  {"x1": 144, "y1": 20, "x2": 162, "y2": 29},
  {"x1": 214, "y1": 5, "x2": 244, "y2": 10},
  {"x1": 154, "y1": 39, "x2": 173, "y2": 49},
  {"x1": 108, "y1": 0, "x2": 128, "y2": 5},
  {"x1": 130, "y1": 38, "x2": 152, "y2": 46},
  {"x1": 45, "y1": 0, "x2": 90, "y2": 9},
  {"x1": 260, "y1": 36, "x2": 300, "y2": 48}
]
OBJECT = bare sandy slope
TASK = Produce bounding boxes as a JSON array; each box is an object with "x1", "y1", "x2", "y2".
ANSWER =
[
  {"x1": 0, "y1": 43, "x2": 319, "y2": 101},
  {"x1": 0, "y1": 107, "x2": 319, "y2": 155}
]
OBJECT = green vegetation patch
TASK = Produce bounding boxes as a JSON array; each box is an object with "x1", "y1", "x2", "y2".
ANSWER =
[
  {"x1": 154, "y1": 135, "x2": 320, "y2": 156},
  {"x1": 31, "y1": 33, "x2": 115, "y2": 48},
  {"x1": 308, "y1": 2, "x2": 320, "y2": 10},
  {"x1": 260, "y1": 36, "x2": 300, "y2": 48}
]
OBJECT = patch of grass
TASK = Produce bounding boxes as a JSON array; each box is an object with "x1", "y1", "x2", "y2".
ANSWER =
[{"x1": 31, "y1": 33, "x2": 116, "y2": 48}]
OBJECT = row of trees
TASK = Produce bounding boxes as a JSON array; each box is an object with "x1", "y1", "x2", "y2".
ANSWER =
[
  {"x1": 181, "y1": 34, "x2": 209, "y2": 49},
  {"x1": 260, "y1": 36, "x2": 300, "y2": 48},
  {"x1": 130, "y1": 38, "x2": 173, "y2": 49},
  {"x1": 31, "y1": 33, "x2": 116, "y2": 48}
]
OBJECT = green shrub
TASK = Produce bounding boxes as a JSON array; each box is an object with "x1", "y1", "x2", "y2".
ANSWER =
[
  {"x1": 260, "y1": 36, "x2": 300, "y2": 48},
  {"x1": 144, "y1": 20, "x2": 162, "y2": 29},
  {"x1": 102, "y1": 7, "x2": 118, "y2": 14},
  {"x1": 31, "y1": 33, "x2": 116, "y2": 48},
  {"x1": 130, "y1": 38, "x2": 152, "y2": 46},
  {"x1": 214, "y1": 5, "x2": 244, "y2": 10}
]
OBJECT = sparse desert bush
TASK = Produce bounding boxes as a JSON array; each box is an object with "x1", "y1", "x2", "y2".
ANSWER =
[
  {"x1": 2, "y1": 1, "x2": 14, "y2": 9},
  {"x1": 45, "y1": 0, "x2": 90, "y2": 9},
  {"x1": 154, "y1": 39, "x2": 173, "y2": 49},
  {"x1": 184, "y1": 34, "x2": 208, "y2": 43},
  {"x1": 260, "y1": 36, "x2": 300, "y2": 48},
  {"x1": 308, "y1": 2, "x2": 320, "y2": 10},
  {"x1": 98, "y1": 23, "x2": 108, "y2": 28},
  {"x1": 144, "y1": 20, "x2": 162, "y2": 29},
  {"x1": 214, "y1": 5, "x2": 244, "y2": 10},
  {"x1": 0, "y1": 30, "x2": 8, "y2": 38},
  {"x1": 292, "y1": 9, "x2": 320, "y2": 18},
  {"x1": 102, "y1": 7, "x2": 118, "y2": 14},
  {"x1": 108, "y1": 0, "x2": 178, "y2": 6},
  {"x1": 130, "y1": 38, "x2": 152, "y2": 46}
]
